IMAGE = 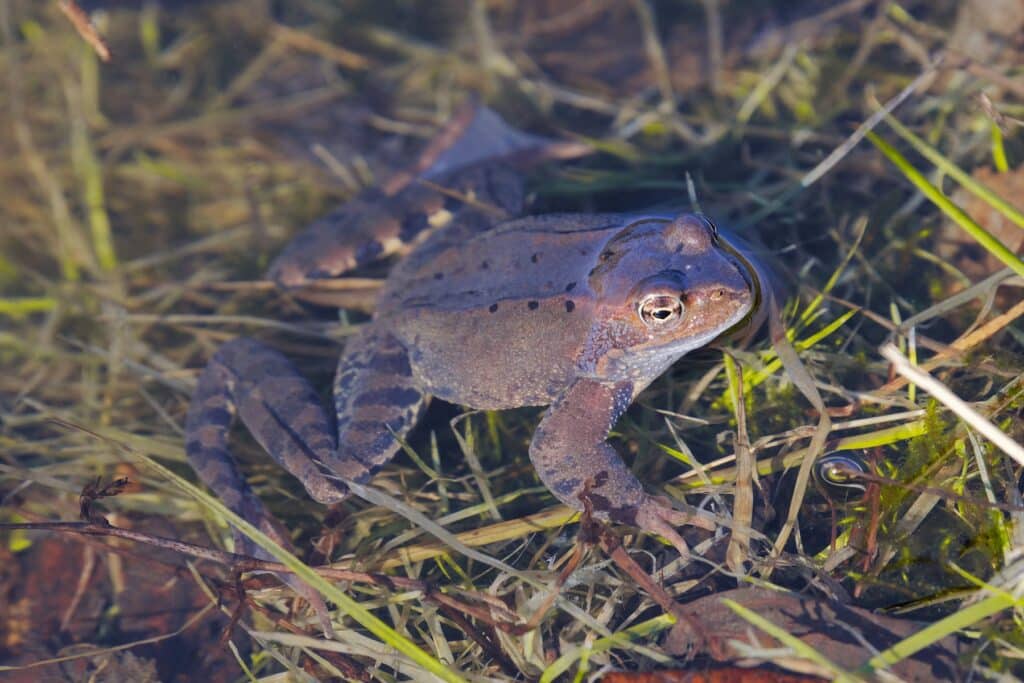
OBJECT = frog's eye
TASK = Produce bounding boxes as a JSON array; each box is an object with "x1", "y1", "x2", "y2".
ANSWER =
[{"x1": 638, "y1": 292, "x2": 685, "y2": 328}]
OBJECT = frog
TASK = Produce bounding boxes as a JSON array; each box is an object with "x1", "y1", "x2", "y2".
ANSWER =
[{"x1": 184, "y1": 105, "x2": 759, "y2": 596}]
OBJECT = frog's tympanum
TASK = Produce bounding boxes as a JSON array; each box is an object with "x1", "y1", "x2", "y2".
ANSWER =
[{"x1": 185, "y1": 106, "x2": 759, "y2": 586}]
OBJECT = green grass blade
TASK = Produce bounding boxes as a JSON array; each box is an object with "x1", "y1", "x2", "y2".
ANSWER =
[
  {"x1": 866, "y1": 132, "x2": 1024, "y2": 279},
  {"x1": 540, "y1": 614, "x2": 676, "y2": 683},
  {"x1": 862, "y1": 593, "x2": 1016, "y2": 674},
  {"x1": 833, "y1": 419, "x2": 928, "y2": 450},
  {"x1": 69, "y1": 47, "x2": 118, "y2": 273},
  {"x1": 714, "y1": 307, "x2": 858, "y2": 405},
  {"x1": 721, "y1": 598, "x2": 863, "y2": 682},
  {"x1": 723, "y1": 352, "x2": 742, "y2": 419},
  {"x1": 990, "y1": 122, "x2": 1009, "y2": 174},
  {"x1": 798, "y1": 217, "x2": 867, "y2": 327},
  {"x1": 0, "y1": 297, "x2": 57, "y2": 317},
  {"x1": 679, "y1": 420, "x2": 929, "y2": 486},
  {"x1": 881, "y1": 114, "x2": 1023, "y2": 230}
]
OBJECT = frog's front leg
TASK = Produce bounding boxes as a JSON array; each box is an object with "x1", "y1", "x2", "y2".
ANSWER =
[{"x1": 529, "y1": 378, "x2": 718, "y2": 556}]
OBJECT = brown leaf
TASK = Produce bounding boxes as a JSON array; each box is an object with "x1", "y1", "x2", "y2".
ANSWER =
[
  {"x1": 602, "y1": 667, "x2": 826, "y2": 682},
  {"x1": 663, "y1": 588, "x2": 962, "y2": 681}
]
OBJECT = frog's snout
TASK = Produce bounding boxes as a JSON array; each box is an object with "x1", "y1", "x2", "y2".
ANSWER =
[{"x1": 684, "y1": 280, "x2": 750, "y2": 310}]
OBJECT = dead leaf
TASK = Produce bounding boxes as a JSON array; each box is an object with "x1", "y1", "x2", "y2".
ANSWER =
[{"x1": 663, "y1": 588, "x2": 962, "y2": 681}]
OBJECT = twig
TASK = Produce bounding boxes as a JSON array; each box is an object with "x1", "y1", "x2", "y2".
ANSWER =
[
  {"x1": 0, "y1": 520, "x2": 528, "y2": 629},
  {"x1": 58, "y1": 0, "x2": 111, "y2": 62},
  {"x1": 879, "y1": 343, "x2": 1024, "y2": 466},
  {"x1": 879, "y1": 297, "x2": 1024, "y2": 394}
]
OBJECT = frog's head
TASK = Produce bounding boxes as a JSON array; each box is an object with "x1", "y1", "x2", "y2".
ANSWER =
[{"x1": 584, "y1": 213, "x2": 757, "y2": 381}]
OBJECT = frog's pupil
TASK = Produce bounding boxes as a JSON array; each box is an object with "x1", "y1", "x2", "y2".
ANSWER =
[{"x1": 638, "y1": 293, "x2": 684, "y2": 327}]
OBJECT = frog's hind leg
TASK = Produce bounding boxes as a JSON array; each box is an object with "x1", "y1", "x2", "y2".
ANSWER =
[
  {"x1": 186, "y1": 338, "x2": 357, "y2": 516},
  {"x1": 185, "y1": 337, "x2": 350, "y2": 632},
  {"x1": 185, "y1": 329, "x2": 427, "y2": 537},
  {"x1": 331, "y1": 326, "x2": 428, "y2": 477},
  {"x1": 266, "y1": 168, "x2": 525, "y2": 290},
  {"x1": 267, "y1": 105, "x2": 588, "y2": 289}
]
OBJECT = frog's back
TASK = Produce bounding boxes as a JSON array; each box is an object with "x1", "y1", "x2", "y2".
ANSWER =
[
  {"x1": 380, "y1": 213, "x2": 625, "y2": 312},
  {"x1": 378, "y1": 213, "x2": 625, "y2": 409}
]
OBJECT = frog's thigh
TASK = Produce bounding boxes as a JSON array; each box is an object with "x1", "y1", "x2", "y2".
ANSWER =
[
  {"x1": 529, "y1": 378, "x2": 649, "y2": 519},
  {"x1": 332, "y1": 326, "x2": 427, "y2": 475},
  {"x1": 186, "y1": 338, "x2": 350, "y2": 510}
]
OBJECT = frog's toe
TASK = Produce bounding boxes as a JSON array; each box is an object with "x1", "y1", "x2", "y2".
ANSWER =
[
  {"x1": 632, "y1": 495, "x2": 719, "y2": 557},
  {"x1": 635, "y1": 506, "x2": 692, "y2": 558}
]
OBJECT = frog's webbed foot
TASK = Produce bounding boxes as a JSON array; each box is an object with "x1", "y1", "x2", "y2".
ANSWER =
[
  {"x1": 630, "y1": 496, "x2": 713, "y2": 558},
  {"x1": 530, "y1": 378, "x2": 717, "y2": 558}
]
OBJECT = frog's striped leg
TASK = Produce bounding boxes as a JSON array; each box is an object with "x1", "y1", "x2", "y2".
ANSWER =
[
  {"x1": 186, "y1": 338, "x2": 358, "y2": 511},
  {"x1": 529, "y1": 378, "x2": 718, "y2": 557},
  {"x1": 266, "y1": 105, "x2": 589, "y2": 289},
  {"x1": 332, "y1": 325, "x2": 428, "y2": 476},
  {"x1": 184, "y1": 331, "x2": 426, "y2": 542},
  {"x1": 185, "y1": 337, "x2": 352, "y2": 632},
  {"x1": 266, "y1": 165, "x2": 524, "y2": 288}
]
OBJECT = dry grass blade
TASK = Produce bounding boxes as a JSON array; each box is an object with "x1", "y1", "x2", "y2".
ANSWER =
[
  {"x1": 880, "y1": 295, "x2": 1024, "y2": 393},
  {"x1": 765, "y1": 294, "x2": 832, "y2": 572},
  {"x1": 880, "y1": 344, "x2": 1024, "y2": 466},
  {"x1": 57, "y1": 0, "x2": 110, "y2": 62},
  {"x1": 724, "y1": 353, "x2": 753, "y2": 571}
]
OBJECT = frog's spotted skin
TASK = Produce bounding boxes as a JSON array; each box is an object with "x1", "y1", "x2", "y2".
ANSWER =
[{"x1": 185, "y1": 106, "x2": 759, "y2": 613}]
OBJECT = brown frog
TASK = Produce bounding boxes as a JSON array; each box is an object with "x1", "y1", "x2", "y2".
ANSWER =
[{"x1": 185, "y1": 105, "x2": 759, "y2": 581}]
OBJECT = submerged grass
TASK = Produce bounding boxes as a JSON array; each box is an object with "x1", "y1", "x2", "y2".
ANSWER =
[
  {"x1": 1, "y1": 0, "x2": 1023, "y2": 680},
  {"x1": 867, "y1": 131, "x2": 1024, "y2": 279}
]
